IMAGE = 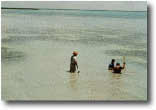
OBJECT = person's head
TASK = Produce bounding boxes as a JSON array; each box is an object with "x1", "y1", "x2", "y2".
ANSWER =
[
  {"x1": 111, "y1": 59, "x2": 115, "y2": 64},
  {"x1": 73, "y1": 51, "x2": 78, "y2": 56},
  {"x1": 116, "y1": 63, "x2": 120, "y2": 66}
]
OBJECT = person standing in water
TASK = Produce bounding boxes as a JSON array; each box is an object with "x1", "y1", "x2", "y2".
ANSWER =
[
  {"x1": 70, "y1": 51, "x2": 78, "y2": 73},
  {"x1": 113, "y1": 62, "x2": 126, "y2": 74},
  {"x1": 108, "y1": 59, "x2": 115, "y2": 70}
]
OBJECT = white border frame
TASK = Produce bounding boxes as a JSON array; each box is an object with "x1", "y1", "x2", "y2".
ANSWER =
[{"x1": 1, "y1": 0, "x2": 155, "y2": 110}]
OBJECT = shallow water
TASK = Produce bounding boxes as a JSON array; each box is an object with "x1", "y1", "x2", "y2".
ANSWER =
[{"x1": 1, "y1": 9, "x2": 147, "y2": 100}]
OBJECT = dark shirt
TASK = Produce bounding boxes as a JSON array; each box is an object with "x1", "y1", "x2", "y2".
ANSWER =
[
  {"x1": 70, "y1": 55, "x2": 76, "y2": 65},
  {"x1": 108, "y1": 63, "x2": 114, "y2": 70}
]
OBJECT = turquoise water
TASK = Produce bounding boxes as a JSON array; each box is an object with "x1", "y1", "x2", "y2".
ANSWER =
[{"x1": 2, "y1": 9, "x2": 147, "y2": 100}]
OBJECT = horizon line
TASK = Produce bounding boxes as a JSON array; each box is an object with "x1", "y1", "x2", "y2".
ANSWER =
[{"x1": 1, "y1": 7, "x2": 147, "y2": 12}]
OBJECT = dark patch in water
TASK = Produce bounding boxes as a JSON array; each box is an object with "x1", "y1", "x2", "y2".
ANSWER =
[
  {"x1": 1, "y1": 35, "x2": 50, "y2": 43},
  {"x1": 105, "y1": 49, "x2": 147, "y2": 58},
  {"x1": 129, "y1": 60, "x2": 147, "y2": 67},
  {"x1": 1, "y1": 47, "x2": 25, "y2": 61}
]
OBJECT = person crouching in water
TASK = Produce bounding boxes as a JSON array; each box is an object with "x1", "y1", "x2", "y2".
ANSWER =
[
  {"x1": 113, "y1": 62, "x2": 126, "y2": 74},
  {"x1": 70, "y1": 51, "x2": 78, "y2": 73},
  {"x1": 108, "y1": 59, "x2": 115, "y2": 70}
]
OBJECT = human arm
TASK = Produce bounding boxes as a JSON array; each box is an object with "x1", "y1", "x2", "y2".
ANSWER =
[{"x1": 122, "y1": 62, "x2": 126, "y2": 69}]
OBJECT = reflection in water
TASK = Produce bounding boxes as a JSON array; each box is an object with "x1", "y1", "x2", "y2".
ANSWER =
[
  {"x1": 112, "y1": 73, "x2": 122, "y2": 79},
  {"x1": 109, "y1": 74, "x2": 125, "y2": 99},
  {"x1": 69, "y1": 73, "x2": 79, "y2": 91}
]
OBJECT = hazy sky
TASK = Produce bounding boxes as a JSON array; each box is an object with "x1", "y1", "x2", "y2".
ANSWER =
[{"x1": 2, "y1": 1, "x2": 147, "y2": 11}]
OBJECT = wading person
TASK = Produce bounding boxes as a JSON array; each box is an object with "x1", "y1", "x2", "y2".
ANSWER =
[
  {"x1": 70, "y1": 51, "x2": 78, "y2": 73},
  {"x1": 108, "y1": 59, "x2": 115, "y2": 70},
  {"x1": 113, "y1": 62, "x2": 126, "y2": 74}
]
